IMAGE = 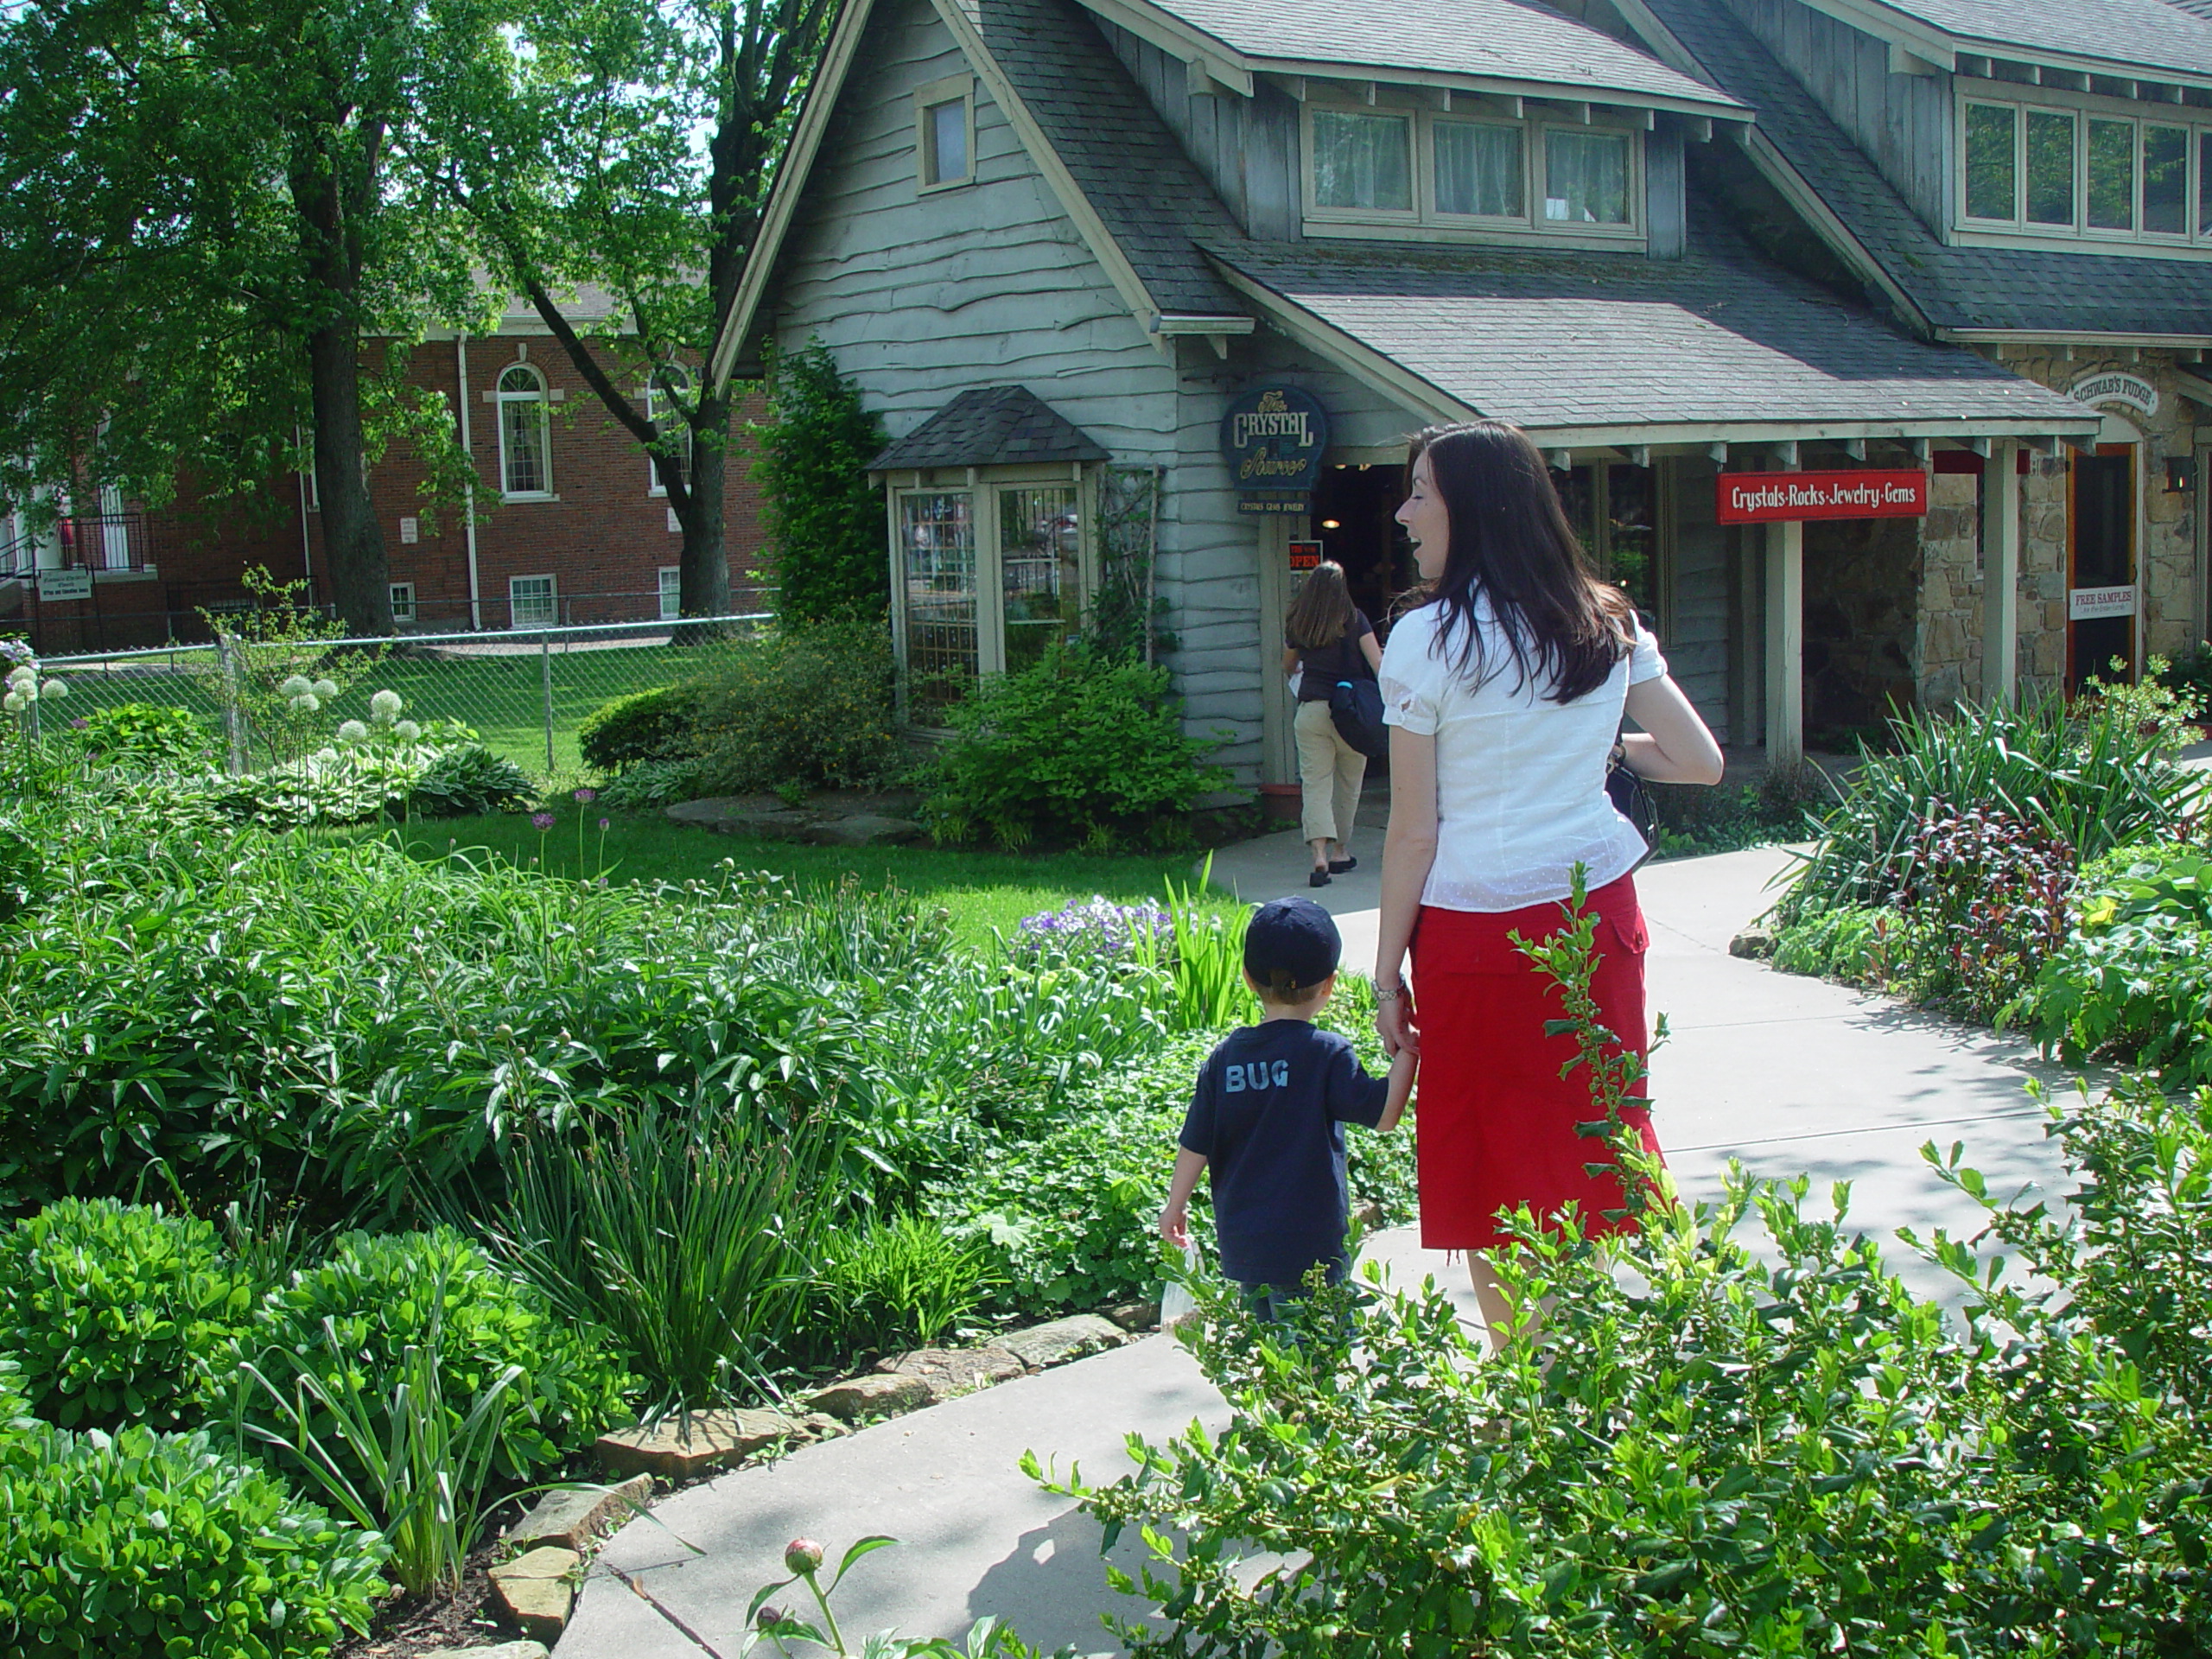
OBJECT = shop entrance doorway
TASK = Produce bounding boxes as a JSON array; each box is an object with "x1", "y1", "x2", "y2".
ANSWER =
[
  {"x1": 2069, "y1": 444, "x2": 2136, "y2": 690},
  {"x1": 1310, "y1": 464, "x2": 1412, "y2": 630}
]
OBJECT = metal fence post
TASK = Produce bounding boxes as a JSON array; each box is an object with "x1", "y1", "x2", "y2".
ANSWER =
[
  {"x1": 214, "y1": 632, "x2": 249, "y2": 775},
  {"x1": 541, "y1": 629, "x2": 555, "y2": 774}
]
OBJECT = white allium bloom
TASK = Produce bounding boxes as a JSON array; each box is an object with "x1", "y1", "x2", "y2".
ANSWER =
[
  {"x1": 311, "y1": 678, "x2": 339, "y2": 700},
  {"x1": 5, "y1": 665, "x2": 34, "y2": 690},
  {"x1": 40, "y1": 678, "x2": 66, "y2": 700},
  {"x1": 370, "y1": 689, "x2": 404, "y2": 722},
  {"x1": 290, "y1": 692, "x2": 321, "y2": 714},
  {"x1": 336, "y1": 720, "x2": 370, "y2": 744},
  {"x1": 279, "y1": 674, "x2": 313, "y2": 698},
  {"x1": 393, "y1": 719, "x2": 422, "y2": 742},
  {"x1": 3, "y1": 691, "x2": 25, "y2": 715}
]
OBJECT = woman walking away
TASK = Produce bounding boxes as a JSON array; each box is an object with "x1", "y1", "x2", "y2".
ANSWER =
[
  {"x1": 1283, "y1": 561, "x2": 1382, "y2": 887},
  {"x1": 1372, "y1": 422, "x2": 1723, "y2": 1347}
]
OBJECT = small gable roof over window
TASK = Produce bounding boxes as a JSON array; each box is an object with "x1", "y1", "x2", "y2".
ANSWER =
[{"x1": 869, "y1": 386, "x2": 1112, "y2": 472}]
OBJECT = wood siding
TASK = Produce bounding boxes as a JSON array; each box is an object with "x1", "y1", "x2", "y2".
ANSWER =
[
  {"x1": 1665, "y1": 454, "x2": 1735, "y2": 742},
  {"x1": 1729, "y1": 0, "x2": 1951, "y2": 233},
  {"x1": 1096, "y1": 23, "x2": 1301, "y2": 240}
]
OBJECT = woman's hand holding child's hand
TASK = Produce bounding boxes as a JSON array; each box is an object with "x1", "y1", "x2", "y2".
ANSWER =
[{"x1": 1374, "y1": 982, "x2": 1419, "y2": 1058}]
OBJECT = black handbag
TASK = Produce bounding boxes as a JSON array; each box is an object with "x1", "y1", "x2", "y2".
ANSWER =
[
  {"x1": 1605, "y1": 747, "x2": 1661, "y2": 868},
  {"x1": 1330, "y1": 677, "x2": 1389, "y2": 760}
]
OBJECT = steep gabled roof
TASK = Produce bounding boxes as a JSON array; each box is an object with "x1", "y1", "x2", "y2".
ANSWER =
[
  {"x1": 1800, "y1": 0, "x2": 2212, "y2": 82},
  {"x1": 1640, "y1": 0, "x2": 2212, "y2": 339},
  {"x1": 868, "y1": 385, "x2": 1112, "y2": 469}
]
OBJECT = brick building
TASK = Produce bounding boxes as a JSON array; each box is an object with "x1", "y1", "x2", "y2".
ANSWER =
[{"x1": 3, "y1": 289, "x2": 772, "y2": 653}]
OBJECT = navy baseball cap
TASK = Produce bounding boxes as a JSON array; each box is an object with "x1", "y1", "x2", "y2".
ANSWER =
[{"x1": 1243, "y1": 896, "x2": 1342, "y2": 995}]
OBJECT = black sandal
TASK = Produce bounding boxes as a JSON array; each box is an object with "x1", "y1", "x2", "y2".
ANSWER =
[
  {"x1": 1327, "y1": 856, "x2": 1357, "y2": 874},
  {"x1": 1308, "y1": 868, "x2": 1332, "y2": 887}
]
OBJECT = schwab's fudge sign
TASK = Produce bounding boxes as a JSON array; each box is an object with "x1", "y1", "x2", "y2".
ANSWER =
[
  {"x1": 1716, "y1": 469, "x2": 1929, "y2": 524},
  {"x1": 1222, "y1": 386, "x2": 1328, "y2": 514}
]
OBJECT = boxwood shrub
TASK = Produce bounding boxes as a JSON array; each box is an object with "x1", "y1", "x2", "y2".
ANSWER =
[
  {"x1": 0, "y1": 1198, "x2": 253, "y2": 1432},
  {"x1": 0, "y1": 1423, "x2": 387, "y2": 1658},
  {"x1": 579, "y1": 684, "x2": 697, "y2": 774}
]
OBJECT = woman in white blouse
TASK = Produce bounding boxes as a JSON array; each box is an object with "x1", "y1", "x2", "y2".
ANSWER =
[{"x1": 1372, "y1": 421, "x2": 1723, "y2": 1344}]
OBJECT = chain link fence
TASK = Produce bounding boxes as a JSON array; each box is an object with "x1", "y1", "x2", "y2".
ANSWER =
[{"x1": 38, "y1": 613, "x2": 772, "y2": 780}]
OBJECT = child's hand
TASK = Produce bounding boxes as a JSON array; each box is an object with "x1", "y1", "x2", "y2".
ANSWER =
[{"x1": 1159, "y1": 1199, "x2": 1190, "y2": 1249}]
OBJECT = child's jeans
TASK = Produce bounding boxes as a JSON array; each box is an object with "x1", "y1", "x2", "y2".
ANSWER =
[{"x1": 1236, "y1": 1258, "x2": 1349, "y2": 1325}]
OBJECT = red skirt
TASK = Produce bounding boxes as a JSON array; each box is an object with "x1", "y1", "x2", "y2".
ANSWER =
[{"x1": 1409, "y1": 874, "x2": 1664, "y2": 1252}]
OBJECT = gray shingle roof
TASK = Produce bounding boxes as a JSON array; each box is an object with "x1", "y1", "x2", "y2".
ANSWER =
[
  {"x1": 1645, "y1": 0, "x2": 2212, "y2": 336},
  {"x1": 869, "y1": 385, "x2": 1112, "y2": 469},
  {"x1": 1872, "y1": 0, "x2": 2212, "y2": 78},
  {"x1": 1125, "y1": 0, "x2": 1744, "y2": 109},
  {"x1": 981, "y1": 0, "x2": 1248, "y2": 317},
  {"x1": 1205, "y1": 204, "x2": 2098, "y2": 435}
]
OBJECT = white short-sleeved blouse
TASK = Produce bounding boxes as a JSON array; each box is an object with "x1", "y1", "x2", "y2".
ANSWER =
[{"x1": 1379, "y1": 595, "x2": 1668, "y2": 912}]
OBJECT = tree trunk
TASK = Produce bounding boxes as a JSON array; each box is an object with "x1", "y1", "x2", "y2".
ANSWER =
[
  {"x1": 677, "y1": 385, "x2": 733, "y2": 620},
  {"x1": 307, "y1": 321, "x2": 392, "y2": 636}
]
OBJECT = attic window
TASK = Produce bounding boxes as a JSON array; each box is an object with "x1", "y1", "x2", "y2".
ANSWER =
[{"x1": 916, "y1": 75, "x2": 974, "y2": 192}]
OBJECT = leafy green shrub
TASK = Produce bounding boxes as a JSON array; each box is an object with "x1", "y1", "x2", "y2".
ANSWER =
[
  {"x1": 207, "y1": 745, "x2": 427, "y2": 827},
  {"x1": 2154, "y1": 639, "x2": 2212, "y2": 705},
  {"x1": 579, "y1": 684, "x2": 697, "y2": 774},
  {"x1": 407, "y1": 742, "x2": 536, "y2": 817},
  {"x1": 1783, "y1": 692, "x2": 2196, "y2": 923},
  {"x1": 594, "y1": 754, "x2": 708, "y2": 810},
  {"x1": 0, "y1": 1199, "x2": 253, "y2": 1432},
  {"x1": 2078, "y1": 652, "x2": 2208, "y2": 753},
  {"x1": 222, "y1": 1227, "x2": 631, "y2": 1484},
  {"x1": 919, "y1": 644, "x2": 1229, "y2": 851},
  {"x1": 690, "y1": 620, "x2": 899, "y2": 796},
  {"x1": 1878, "y1": 802, "x2": 2076, "y2": 1017},
  {"x1": 806, "y1": 1212, "x2": 1001, "y2": 1358},
  {"x1": 0, "y1": 819, "x2": 41, "y2": 924},
  {"x1": 1770, "y1": 904, "x2": 1890, "y2": 982},
  {"x1": 0, "y1": 1423, "x2": 387, "y2": 1658},
  {"x1": 66, "y1": 702, "x2": 219, "y2": 770},
  {"x1": 749, "y1": 337, "x2": 890, "y2": 625},
  {"x1": 2018, "y1": 841, "x2": 2212, "y2": 1085}
]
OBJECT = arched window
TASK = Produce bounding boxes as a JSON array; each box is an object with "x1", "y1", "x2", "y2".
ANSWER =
[
  {"x1": 645, "y1": 367, "x2": 693, "y2": 497},
  {"x1": 497, "y1": 364, "x2": 551, "y2": 498}
]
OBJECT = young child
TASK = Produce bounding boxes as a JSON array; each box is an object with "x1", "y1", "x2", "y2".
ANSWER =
[{"x1": 1159, "y1": 895, "x2": 1415, "y2": 1316}]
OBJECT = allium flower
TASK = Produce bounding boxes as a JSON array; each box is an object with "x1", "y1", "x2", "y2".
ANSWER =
[
  {"x1": 531, "y1": 811, "x2": 556, "y2": 831},
  {"x1": 3, "y1": 691, "x2": 25, "y2": 715},
  {"x1": 573, "y1": 786, "x2": 597, "y2": 804},
  {"x1": 289, "y1": 692, "x2": 321, "y2": 714},
  {"x1": 598, "y1": 817, "x2": 610, "y2": 832},
  {"x1": 68, "y1": 716, "x2": 88, "y2": 730},
  {"x1": 315, "y1": 746, "x2": 339, "y2": 763},
  {"x1": 40, "y1": 678, "x2": 66, "y2": 700},
  {"x1": 278, "y1": 674, "x2": 313, "y2": 698},
  {"x1": 784, "y1": 1539, "x2": 825, "y2": 1575},
  {"x1": 370, "y1": 690, "x2": 404, "y2": 722},
  {"x1": 6, "y1": 665, "x2": 35, "y2": 690},
  {"x1": 336, "y1": 720, "x2": 370, "y2": 744},
  {"x1": 311, "y1": 678, "x2": 339, "y2": 700},
  {"x1": 393, "y1": 719, "x2": 421, "y2": 741}
]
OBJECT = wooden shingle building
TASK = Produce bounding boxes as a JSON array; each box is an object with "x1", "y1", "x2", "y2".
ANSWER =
[{"x1": 710, "y1": 0, "x2": 2211, "y2": 785}]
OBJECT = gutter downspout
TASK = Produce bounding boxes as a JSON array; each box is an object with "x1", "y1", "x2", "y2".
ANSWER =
[{"x1": 456, "y1": 332, "x2": 483, "y2": 630}]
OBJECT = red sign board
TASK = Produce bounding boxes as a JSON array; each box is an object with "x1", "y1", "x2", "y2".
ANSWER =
[
  {"x1": 1287, "y1": 540, "x2": 1323, "y2": 570},
  {"x1": 1716, "y1": 469, "x2": 1929, "y2": 524}
]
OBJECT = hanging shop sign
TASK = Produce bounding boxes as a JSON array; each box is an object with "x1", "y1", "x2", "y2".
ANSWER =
[
  {"x1": 1222, "y1": 386, "x2": 1328, "y2": 515},
  {"x1": 2069, "y1": 584, "x2": 2138, "y2": 621},
  {"x1": 1287, "y1": 539, "x2": 1323, "y2": 570},
  {"x1": 2070, "y1": 370, "x2": 2158, "y2": 419},
  {"x1": 1715, "y1": 469, "x2": 1929, "y2": 524},
  {"x1": 36, "y1": 568, "x2": 92, "y2": 601}
]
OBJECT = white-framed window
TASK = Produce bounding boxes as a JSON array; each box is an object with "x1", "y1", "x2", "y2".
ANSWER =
[
  {"x1": 915, "y1": 74, "x2": 974, "y2": 192},
  {"x1": 389, "y1": 582, "x2": 416, "y2": 623},
  {"x1": 892, "y1": 467, "x2": 1090, "y2": 721},
  {"x1": 509, "y1": 573, "x2": 556, "y2": 630},
  {"x1": 1959, "y1": 84, "x2": 2212, "y2": 252},
  {"x1": 645, "y1": 368, "x2": 693, "y2": 497},
  {"x1": 497, "y1": 364, "x2": 553, "y2": 498},
  {"x1": 658, "y1": 565, "x2": 682, "y2": 620},
  {"x1": 1302, "y1": 99, "x2": 1642, "y2": 244}
]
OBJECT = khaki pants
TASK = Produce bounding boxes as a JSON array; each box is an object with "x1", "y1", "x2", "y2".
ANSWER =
[{"x1": 1294, "y1": 697, "x2": 1366, "y2": 847}]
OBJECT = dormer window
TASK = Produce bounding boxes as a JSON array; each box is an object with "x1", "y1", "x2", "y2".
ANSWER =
[
  {"x1": 1960, "y1": 83, "x2": 2212, "y2": 251},
  {"x1": 1302, "y1": 98, "x2": 1643, "y2": 246}
]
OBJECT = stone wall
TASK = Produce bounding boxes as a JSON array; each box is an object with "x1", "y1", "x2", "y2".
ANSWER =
[{"x1": 1913, "y1": 461, "x2": 2070, "y2": 707}]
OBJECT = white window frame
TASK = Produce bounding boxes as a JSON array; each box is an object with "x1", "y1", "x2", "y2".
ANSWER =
[
  {"x1": 1955, "y1": 80, "x2": 2212, "y2": 258},
  {"x1": 645, "y1": 368, "x2": 694, "y2": 497},
  {"x1": 1300, "y1": 96, "x2": 1645, "y2": 248},
  {"x1": 914, "y1": 73, "x2": 976, "y2": 194},
  {"x1": 887, "y1": 463, "x2": 1096, "y2": 724},
  {"x1": 658, "y1": 565, "x2": 682, "y2": 620},
  {"x1": 496, "y1": 364, "x2": 555, "y2": 499},
  {"x1": 509, "y1": 573, "x2": 557, "y2": 630},
  {"x1": 389, "y1": 582, "x2": 416, "y2": 623}
]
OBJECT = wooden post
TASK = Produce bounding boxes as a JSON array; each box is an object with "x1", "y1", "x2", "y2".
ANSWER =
[
  {"x1": 541, "y1": 629, "x2": 555, "y2": 774},
  {"x1": 1981, "y1": 440, "x2": 2020, "y2": 702},
  {"x1": 1764, "y1": 518, "x2": 1803, "y2": 768}
]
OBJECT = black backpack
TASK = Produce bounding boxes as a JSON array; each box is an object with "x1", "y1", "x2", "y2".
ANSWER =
[{"x1": 1329, "y1": 677, "x2": 1389, "y2": 760}]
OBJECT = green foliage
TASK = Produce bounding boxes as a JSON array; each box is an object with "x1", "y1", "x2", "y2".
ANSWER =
[
  {"x1": 0, "y1": 819, "x2": 41, "y2": 924},
  {"x1": 2078, "y1": 652, "x2": 2209, "y2": 753},
  {"x1": 690, "y1": 620, "x2": 899, "y2": 796},
  {"x1": 1770, "y1": 905, "x2": 1890, "y2": 982},
  {"x1": 408, "y1": 742, "x2": 537, "y2": 817},
  {"x1": 65, "y1": 702, "x2": 219, "y2": 771},
  {"x1": 919, "y1": 645, "x2": 1229, "y2": 851},
  {"x1": 806, "y1": 1212, "x2": 1001, "y2": 1358},
  {"x1": 0, "y1": 1424, "x2": 386, "y2": 1658},
  {"x1": 1154, "y1": 861, "x2": 1255, "y2": 1031},
  {"x1": 1869, "y1": 803, "x2": 2077, "y2": 1019},
  {"x1": 1783, "y1": 692, "x2": 2196, "y2": 924},
  {"x1": 0, "y1": 1199, "x2": 253, "y2": 1432},
  {"x1": 202, "y1": 569, "x2": 383, "y2": 766},
  {"x1": 2153, "y1": 639, "x2": 2212, "y2": 704},
  {"x1": 221, "y1": 1227, "x2": 631, "y2": 1487},
  {"x1": 594, "y1": 754, "x2": 709, "y2": 810},
  {"x1": 750, "y1": 339, "x2": 890, "y2": 624},
  {"x1": 580, "y1": 684, "x2": 698, "y2": 773}
]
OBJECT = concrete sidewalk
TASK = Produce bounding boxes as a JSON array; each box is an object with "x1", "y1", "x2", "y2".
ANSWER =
[{"x1": 556, "y1": 842, "x2": 2075, "y2": 1659}]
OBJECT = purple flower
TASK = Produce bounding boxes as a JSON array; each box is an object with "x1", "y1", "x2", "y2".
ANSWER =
[
  {"x1": 1014, "y1": 894, "x2": 1170, "y2": 963},
  {"x1": 598, "y1": 817, "x2": 610, "y2": 832},
  {"x1": 573, "y1": 786, "x2": 598, "y2": 804},
  {"x1": 531, "y1": 811, "x2": 556, "y2": 831},
  {"x1": 68, "y1": 716, "x2": 88, "y2": 730}
]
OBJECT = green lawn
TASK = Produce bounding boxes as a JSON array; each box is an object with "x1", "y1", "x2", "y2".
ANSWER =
[{"x1": 373, "y1": 809, "x2": 1239, "y2": 950}]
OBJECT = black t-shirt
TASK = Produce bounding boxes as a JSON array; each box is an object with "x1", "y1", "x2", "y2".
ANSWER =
[
  {"x1": 1289, "y1": 610, "x2": 1376, "y2": 702},
  {"x1": 1179, "y1": 1022, "x2": 1390, "y2": 1290}
]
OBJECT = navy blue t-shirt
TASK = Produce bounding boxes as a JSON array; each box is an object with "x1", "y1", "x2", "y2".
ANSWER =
[{"x1": 1179, "y1": 1022, "x2": 1390, "y2": 1292}]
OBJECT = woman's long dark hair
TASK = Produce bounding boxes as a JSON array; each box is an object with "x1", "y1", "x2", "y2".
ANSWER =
[
  {"x1": 1408, "y1": 421, "x2": 1634, "y2": 705},
  {"x1": 1284, "y1": 560, "x2": 1356, "y2": 649}
]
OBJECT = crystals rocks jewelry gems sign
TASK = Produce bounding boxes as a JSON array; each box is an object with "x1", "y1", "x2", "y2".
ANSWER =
[
  {"x1": 1221, "y1": 386, "x2": 1329, "y2": 515},
  {"x1": 1715, "y1": 469, "x2": 1929, "y2": 524}
]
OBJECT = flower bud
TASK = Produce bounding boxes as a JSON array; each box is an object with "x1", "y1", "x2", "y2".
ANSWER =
[
  {"x1": 758, "y1": 1604, "x2": 787, "y2": 1629},
  {"x1": 784, "y1": 1538, "x2": 824, "y2": 1575}
]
